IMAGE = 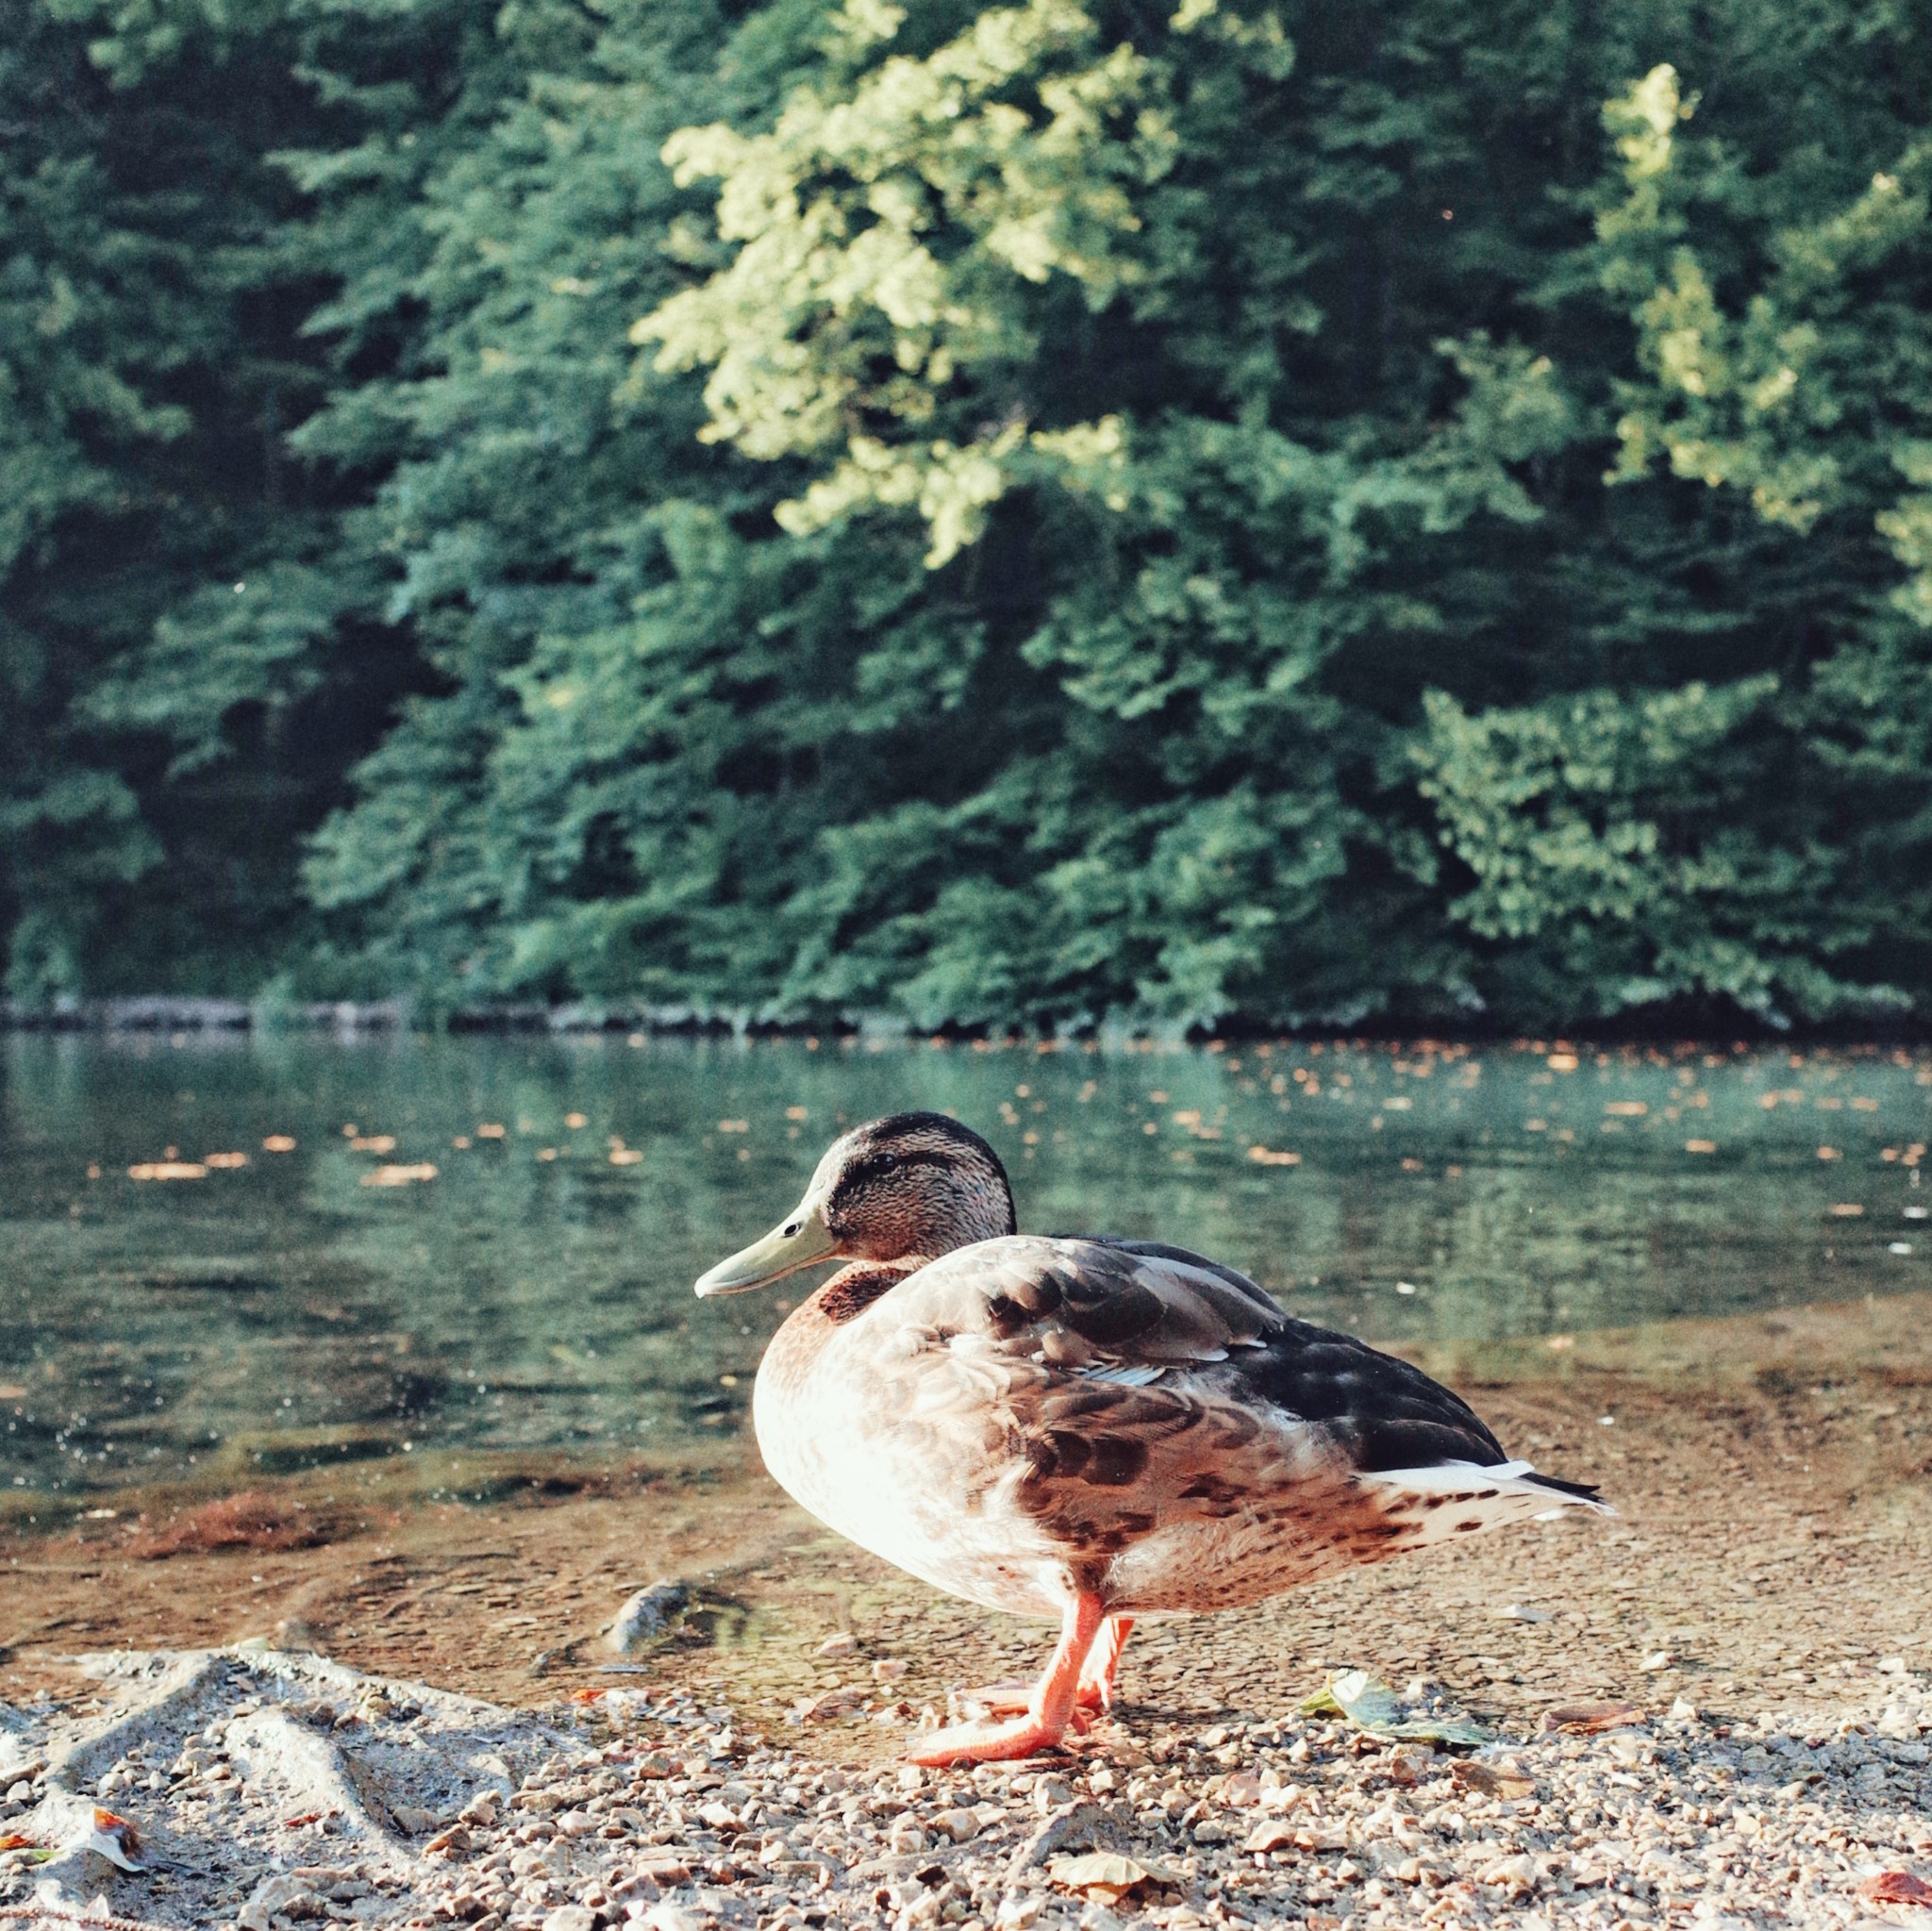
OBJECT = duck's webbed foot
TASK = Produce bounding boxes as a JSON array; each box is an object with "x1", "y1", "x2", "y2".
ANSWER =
[
  {"x1": 906, "y1": 1706, "x2": 1091, "y2": 1766},
  {"x1": 908, "y1": 1593, "x2": 1104, "y2": 1767}
]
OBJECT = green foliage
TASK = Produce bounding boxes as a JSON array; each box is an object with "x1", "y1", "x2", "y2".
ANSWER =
[{"x1": 7, "y1": 0, "x2": 1932, "y2": 1025}]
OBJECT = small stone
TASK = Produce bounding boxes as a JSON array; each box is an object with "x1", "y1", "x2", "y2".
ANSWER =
[
  {"x1": 645, "y1": 1900, "x2": 707, "y2": 1930},
  {"x1": 1242, "y1": 1819, "x2": 1297, "y2": 1854},
  {"x1": 542, "y1": 1908, "x2": 596, "y2": 1931},
  {"x1": 1481, "y1": 1853, "x2": 1539, "y2": 1891},
  {"x1": 816, "y1": 1633, "x2": 858, "y2": 1657},
  {"x1": 931, "y1": 1806, "x2": 980, "y2": 1843}
]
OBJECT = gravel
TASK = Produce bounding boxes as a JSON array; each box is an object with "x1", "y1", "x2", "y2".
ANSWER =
[{"x1": 2, "y1": 1648, "x2": 1928, "y2": 1931}]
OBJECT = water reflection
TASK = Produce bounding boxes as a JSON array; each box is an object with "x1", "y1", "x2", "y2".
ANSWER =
[{"x1": 1, "y1": 1033, "x2": 1925, "y2": 1498}]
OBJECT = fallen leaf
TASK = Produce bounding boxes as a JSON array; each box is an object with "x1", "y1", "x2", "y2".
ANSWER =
[
  {"x1": 1299, "y1": 1670, "x2": 1489, "y2": 1746},
  {"x1": 280, "y1": 1813, "x2": 323, "y2": 1829},
  {"x1": 1857, "y1": 1872, "x2": 1932, "y2": 1906},
  {"x1": 128, "y1": 1161, "x2": 207, "y2": 1181},
  {"x1": 1541, "y1": 1702, "x2": 1642, "y2": 1736},
  {"x1": 0, "y1": 1834, "x2": 39, "y2": 1852},
  {"x1": 1452, "y1": 1759, "x2": 1537, "y2": 1801},
  {"x1": 360, "y1": 1161, "x2": 438, "y2": 1187},
  {"x1": 88, "y1": 1807, "x2": 146, "y2": 1873},
  {"x1": 1047, "y1": 1852, "x2": 1177, "y2": 1901}
]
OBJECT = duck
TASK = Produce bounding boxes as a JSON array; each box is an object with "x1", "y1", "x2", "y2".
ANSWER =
[{"x1": 694, "y1": 1110, "x2": 1607, "y2": 1766}]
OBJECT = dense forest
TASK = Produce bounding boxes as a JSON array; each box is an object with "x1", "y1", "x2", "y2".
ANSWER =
[{"x1": 4, "y1": 0, "x2": 1930, "y2": 1031}]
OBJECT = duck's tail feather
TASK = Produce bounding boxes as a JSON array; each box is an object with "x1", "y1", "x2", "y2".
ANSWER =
[{"x1": 1356, "y1": 1457, "x2": 1614, "y2": 1549}]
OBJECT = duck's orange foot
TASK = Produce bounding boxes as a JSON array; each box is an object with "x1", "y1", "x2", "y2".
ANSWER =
[
  {"x1": 913, "y1": 1593, "x2": 1106, "y2": 1766},
  {"x1": 906, "y1": 1708, "x2": 1084, "y2": 1766},
  {"x1": 955, "y1": 1680, "x2": 1034, "y2": 1715}
]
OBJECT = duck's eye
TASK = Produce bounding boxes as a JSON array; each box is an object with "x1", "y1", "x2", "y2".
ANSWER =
[{"x1": 784, "y1": 1220, "x2": 804, "y2": 1238}]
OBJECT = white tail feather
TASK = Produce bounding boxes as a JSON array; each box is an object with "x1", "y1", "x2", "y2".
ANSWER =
[{"x1": 1358, "y1": 1458, "x2": 1612, "y2": 1549}]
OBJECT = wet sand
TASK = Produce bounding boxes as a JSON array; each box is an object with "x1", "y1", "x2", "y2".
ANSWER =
[{"x1": 6, "y1": 1290, "x2": 1929, "y2": 1743}]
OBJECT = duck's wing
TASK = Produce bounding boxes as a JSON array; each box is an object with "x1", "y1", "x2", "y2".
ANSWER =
[
  {"x1": 824, "y1": 1236, "x2": 1603, "y2": 1610},
  {"x1": 891, "y1": 1233, "x2": 1516, "y2": 1474}
]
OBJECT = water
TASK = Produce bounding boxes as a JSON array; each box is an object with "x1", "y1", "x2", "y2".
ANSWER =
[{"x1": 2, "y1": 1032, "x2": 1926, "y2": 1503}]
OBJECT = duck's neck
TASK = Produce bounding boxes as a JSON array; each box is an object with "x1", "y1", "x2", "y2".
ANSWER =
[
  {"x1": 811, "y1": 1257, "x2": 928, "y2": 1324},
  {"x1": 758, "y1": 1257, "x2": 926, "y2": 1397}
]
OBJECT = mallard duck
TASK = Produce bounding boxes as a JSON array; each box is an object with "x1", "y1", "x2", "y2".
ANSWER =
[{"x1": 695, "y1": 1111, "x2": 1606, "y2": 1765}]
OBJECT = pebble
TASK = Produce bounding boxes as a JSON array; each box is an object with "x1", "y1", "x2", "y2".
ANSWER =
[{"x1": 5, "y1": 1647, "x2": 1931, "y2": 1929}]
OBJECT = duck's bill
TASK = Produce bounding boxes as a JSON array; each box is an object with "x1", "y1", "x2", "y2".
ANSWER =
[{"x1": 692, "y1": 1203, "x2": 839, "y2": 1297}]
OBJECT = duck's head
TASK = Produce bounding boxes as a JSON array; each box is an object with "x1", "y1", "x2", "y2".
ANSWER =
[{"x1": 692, "y1": 1111, "x2": 1016, "y2": 1297}]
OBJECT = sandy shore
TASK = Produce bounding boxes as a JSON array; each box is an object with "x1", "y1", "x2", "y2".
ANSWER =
[{"x1": 3, "y1": 1291, "x2": 1930, "y2": 1928}]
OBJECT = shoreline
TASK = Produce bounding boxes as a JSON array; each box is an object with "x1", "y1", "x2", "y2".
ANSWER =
[
  {"x1": 9, "y1": 998, "x2": 1932, "y2": 1049},
  {"x1": 3, "y1": 1322, "x2": 1930, "y2": 1928}
]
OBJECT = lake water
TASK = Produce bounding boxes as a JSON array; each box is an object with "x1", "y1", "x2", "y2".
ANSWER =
[{"x1": 2, "y1": 1032, "x2": 1926, "y2": 1504}]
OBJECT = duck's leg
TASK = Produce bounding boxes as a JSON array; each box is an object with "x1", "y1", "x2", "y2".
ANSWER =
[
  {"x1": 1074, "y1": 1614, "x2": 1134, "y2": 1712},
  {"x1": 907, "y1": 1593, "x2": 1104, "y2": 1767},
  {"x1": 951, "y1": 1612, "x2": 1135, "y2": 1717}
]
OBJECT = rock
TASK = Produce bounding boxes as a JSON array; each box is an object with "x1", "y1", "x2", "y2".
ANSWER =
[
  {"x1": 1480, "y1": 1853, "x2": 1539, "y2": 1892},
  {"x1": 931, "y1": 1806, "x2": 981, "y2": 1843},
  {"x1": 542, "y1": 1908, "x2": 597, "y2": 1931},
  {"x1": 608, "y1": 1583, "x2": 693, "y2": 1655},
  {"x1": 1242, "y1": 1819, "x2": 1298, "y2": 1854},
  {"x1": 238, "y1": 1872, "x2": 321, "y2": 1930},
  {"x1": 642, "y1": 1906, "x2": 703, "y2": 1931}
]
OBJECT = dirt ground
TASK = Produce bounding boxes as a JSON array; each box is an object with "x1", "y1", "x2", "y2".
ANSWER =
[{"x1": 5, "y1": 1290, "x2": 1930, "y2": 1759}]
